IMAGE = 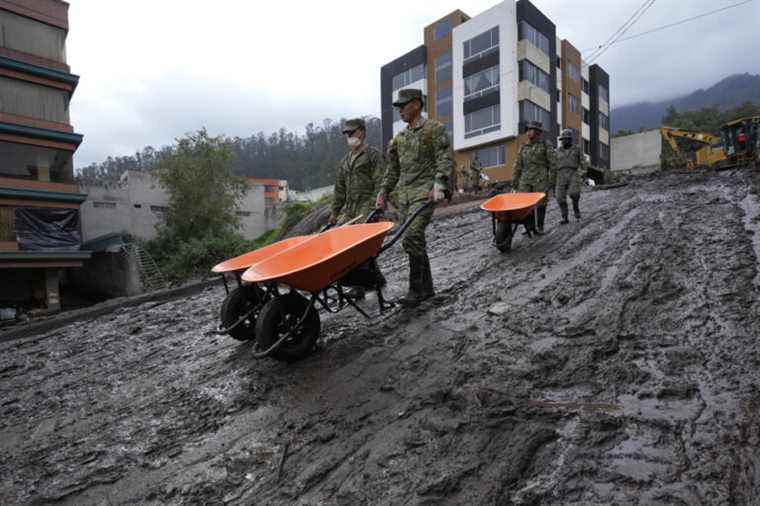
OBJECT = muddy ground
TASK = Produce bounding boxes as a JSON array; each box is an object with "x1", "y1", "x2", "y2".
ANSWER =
[{"x1": 2, "y1": 169, "x2": 760, "y2": 505}]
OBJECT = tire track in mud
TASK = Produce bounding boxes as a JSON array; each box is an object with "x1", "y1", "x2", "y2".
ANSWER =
[{"x1": 2, "y1": 171, "x2": 760, "y2": 504}]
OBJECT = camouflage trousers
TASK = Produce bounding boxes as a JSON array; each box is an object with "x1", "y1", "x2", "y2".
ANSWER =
[
  {"x1": 516, "y1": 182, "x2": 549, "y2": 210},
  {"x1": 555, "y1": 168, "x2": 581, "y2": 203},
  {"x1": 399, "y1": 201, "x2": 435, "y2": 258}
]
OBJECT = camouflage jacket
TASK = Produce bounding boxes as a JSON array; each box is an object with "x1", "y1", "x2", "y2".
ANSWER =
[
  {"x1": 512, "y1": 139, "x2": 557, "y2": 191},
  {"x1": 382, "y1": 117, "x2": 454, "y2": 205},
  {"x1": 556, "y1": 145, "x2": 587, "y2": 176},
  {"x1": 332, "y1": 145, "x2": 384, "y2": 220}
]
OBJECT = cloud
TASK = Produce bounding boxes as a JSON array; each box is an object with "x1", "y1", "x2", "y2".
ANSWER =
[{"x1": 66, "y1": 0, "x2": 760, "y2": 167}]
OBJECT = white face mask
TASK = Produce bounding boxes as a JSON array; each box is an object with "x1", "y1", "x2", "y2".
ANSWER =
[{"x1": 347, "y1": 136, "x2": 362, "y2": 148}]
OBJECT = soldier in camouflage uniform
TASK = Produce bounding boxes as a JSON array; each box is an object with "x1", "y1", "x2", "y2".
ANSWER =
[
  {"x1": 512, "y1": 121, "x2": 557, "y2": 233},
  {"x1": 555, "y1": 128, "x2": 586, "y2": 223},
  {"x1": 330, "y1": 118, "x2": 385, "y2": 299},
  {"x1": 468, "y1": 156, "x2": 482, "y2": 193},
  {"x1": 377, "y1": 88, "x2": 453, "y2": 308},
  {"x1": 330, "y1": 118, "x2": 384, "y2": 226}
]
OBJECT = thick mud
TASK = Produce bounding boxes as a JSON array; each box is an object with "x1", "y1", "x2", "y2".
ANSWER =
[{"x1": 3, "y1": 170, "x2": 760, "y2": 505}]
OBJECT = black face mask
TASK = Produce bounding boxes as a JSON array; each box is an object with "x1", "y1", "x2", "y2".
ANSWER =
[{"x1": 561, "y1": 139, "x2": 572, "y2": 148}]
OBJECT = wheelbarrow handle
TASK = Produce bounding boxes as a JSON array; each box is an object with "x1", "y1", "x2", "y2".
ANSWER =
[
  {"x1": 319, "y1": 214, "x2": 364, "y2": 233},
  {"x1": 379, "y1": 201, "x2": 432, "y2": 254}
]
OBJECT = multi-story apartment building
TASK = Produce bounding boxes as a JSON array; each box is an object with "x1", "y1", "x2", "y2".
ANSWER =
[
  {"x1": 380, "y1": 0, "x2": 611, "y2": 183},
  {"x1": 0, "y1": 0, "x2": 87, "y2": 312}
]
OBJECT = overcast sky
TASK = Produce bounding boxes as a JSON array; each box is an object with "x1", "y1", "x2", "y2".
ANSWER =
[{"x1": 66, "y1": 0, "x2": 760, "y2": 167}]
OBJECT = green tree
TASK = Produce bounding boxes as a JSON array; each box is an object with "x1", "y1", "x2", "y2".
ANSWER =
[{"x1": 154, "y1": 129, "x2": 247, "y2": 241}]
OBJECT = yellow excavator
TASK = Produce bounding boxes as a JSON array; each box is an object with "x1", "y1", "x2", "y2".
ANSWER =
[
  {"x1": 720, "y1": 116, "x2": 760, "y2": 168},
  {"x1": 660, "y1": 126, "x2": 726, "y2": 170}
]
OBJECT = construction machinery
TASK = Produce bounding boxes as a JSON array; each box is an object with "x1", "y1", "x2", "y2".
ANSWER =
[
  {"x1": 720, "y1": 116, "x2": 760, "y2": 168},
  {"x1": 660, "y1": 127, "x2": 726, "y2": 170}
]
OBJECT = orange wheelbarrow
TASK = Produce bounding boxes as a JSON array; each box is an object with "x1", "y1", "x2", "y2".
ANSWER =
[
  {"x1": 210, "y1": 205, "x2": 430, "y2": 362},
  {"x1": 480, "y1": 192, "x2": 546, "y2": 252}
]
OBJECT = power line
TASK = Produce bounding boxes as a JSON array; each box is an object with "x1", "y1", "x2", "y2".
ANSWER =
[
  {"x1": 588, "y1": 0, "x2": 657, "y2": 64},
  {"x1": 585, "y1": 0, "x2": 655, "y2": 63},
  {"x1": 583, "y1": 0, "x2": 753, "y2": 55}
]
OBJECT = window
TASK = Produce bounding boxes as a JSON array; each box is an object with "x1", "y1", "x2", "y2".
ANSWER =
[
  {"x1": 599, "y1": 112, "x2": 609, "y2": 131},
  {"x1": 236, "y1": 211, "x2": 252, "y2": 217},
  {"x1": 434, "y1": 19, "x2": 451, "y2": 40},
  {"x1": 150, "y1": 205, "x2": 168, "y2": 214},
  {"x1": 599, "y1": 142, "x2": 609, "y2": 160},
  {"x1": 464, "y1": 65, "x2": 499, "y2": 100},
  {"x1": 556, "y1": 57, "x2": 561, "y2": 69},
  {"x1": 0, "y1": 10, "x2": 67, "y2": 63},
  {"x1": 520, "y1": 101, "x2": 551, "y2": 131},
  {"x1": 582, "y1": 78, "x2": 590, "y2": 94},
  {"x1": 519, "y1": 21, "x2": 550, "y2": 56},
  {"x1": 0, "y1": 76, "x2": 70, "y2": 123},
  {"x1": 519, "y1": 60, "x2": 550, "y2": 94},
  {"x1": 567, "y1": 62, "x2": 580, "y2": 82},
  {"x1": 556, "y1": 90, "x2": 561, "y2": 103},
  {"x1": 599, "y1": 85, "x2": 609, "y2": 103},
  {"x1": 93, "y1": 202, "x2": 116, "y2": 209},
  {"x1": 392, "y1": 63, "x2": 426, "y2": 91},
  {"x1": 435, "y1": 51, "x2": 452, "y2": 82},
  {"x1": 436, "y1": 88, "x2": 452, "y2": 118},
  {"x1": 568, "y1": 94, "x2": 580, "y2": 114},
  {"x1": 0, "y1": 206, "x2": 14, "y2": 242},
  {"x1": 464, "y1": 26, "x2": 499, "y2": 61},
  {"x1": 583, "y1": 139, "x2": 591, "y2": 155},
  {"x1": 0, "y1": 141, "x2": 73, "y2": 183},
  {"x1": 472, "y1": 145, "x2": 505, "y2": 168},
  {"x1": 465, "y1": 104, "x2": 500, "y2": 139},
  {"x1": 582, "y1": 108, "x2": 590, "y2": 124}
]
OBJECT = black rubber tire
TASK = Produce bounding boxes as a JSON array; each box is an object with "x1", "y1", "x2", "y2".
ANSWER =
[
  {"x1": 219, "y1": 285, "x2": 263, "y2": 341},
  {"x1": 255, "y1": 293, "x2": 321, "y2": 362},
  {"x1": 495, "y1": 221, "x2": 513, "y2": 253}
]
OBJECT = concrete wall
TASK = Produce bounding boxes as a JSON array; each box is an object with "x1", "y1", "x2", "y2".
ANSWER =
[
  {"x1": 68, "y1": 252, "x2": 141, "y2": 298},
  {"x1": 79, "y1": 171, "x2": 275, "y2": 242},
  {"x1": 611, "y1": 129, "x2": 661, "y2": 175},
  {"x1": 289, "y1": 185, "x2": 334, "y2": 203}
]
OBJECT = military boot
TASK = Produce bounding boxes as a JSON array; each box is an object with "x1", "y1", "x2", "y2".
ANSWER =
[
  {"x1": 536, "y1": 205, "x2": 547, "y2": 234},
  {"x1": 572, "y1": 197, "x2": 581, "y2": 220},
  {"x1": 399, "y1": 255, "x2": 424, "y2": 308},
  {"x1": 419, "y1": 253, "x2": 435, "y2": 300},
  {"x1": 559, "y1": 202, "x2": 569, "y2": 224}
]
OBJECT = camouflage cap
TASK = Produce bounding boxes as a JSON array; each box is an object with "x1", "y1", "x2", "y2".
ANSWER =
[
  {"x1": 342, "y1": 118, "x2": 366, "y2": 134},
  {"x1": 525, "y1": 120, "x2": 544, "y2": 132},
  {"x1": 558, "y1": 128, "x2": 574, "y2": 139},
  {"x1": 393, "y1": 88, "x2": 424, "y2": 107}
]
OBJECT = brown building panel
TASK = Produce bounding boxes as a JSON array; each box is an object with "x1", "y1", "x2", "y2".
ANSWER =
[
  {"x1": 0, "y1": 68, "x2": 72, "y2": 92},
  {"x1": 0, "y1": 178, "x2": 78, "y2": 193},
  {"x1": 0, "y1": 260, "x2": 83, "y2": 268},
  {"x1": 423, "y1": 10, "x2": 469, "y2": 123},
  {"x1": 0, "y1": 47, "x2": 70, "y2": 73},
  {"x1": 0, "y1": 133, "x2": 76, "y2": 151},
  {"x1": 561, "y1": 40, "x2": 582, "y2": 137},
  {"x1": 0, "y1": 113, "x2": 73, "y2": 133},
  {"x1": 0, "y1": 0, "x2": 69, "y2": 31}
]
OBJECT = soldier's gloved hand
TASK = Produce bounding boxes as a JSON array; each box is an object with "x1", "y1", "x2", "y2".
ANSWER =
[
  {"x1": 376, "y1": 193, "x2": 387, "y2": 211},
  {"x1": 328, "y1": 213, "x2": 338, "y2": 226}
]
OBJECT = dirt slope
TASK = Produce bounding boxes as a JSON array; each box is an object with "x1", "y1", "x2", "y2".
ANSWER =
[{"x1": 2, "y1": 170, "x2": 760, "y2": 505}]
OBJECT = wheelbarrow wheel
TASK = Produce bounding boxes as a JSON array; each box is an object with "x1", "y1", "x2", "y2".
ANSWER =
[
  {"x1": 255, "y1": 293, "x2": 321, "y2": 362},
  {"x1": 495, "y1": 221, "x2": 513, "y2": 253},
  {"x1": 219, "y1": 285, "x2": 264, "y2": 341}
]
